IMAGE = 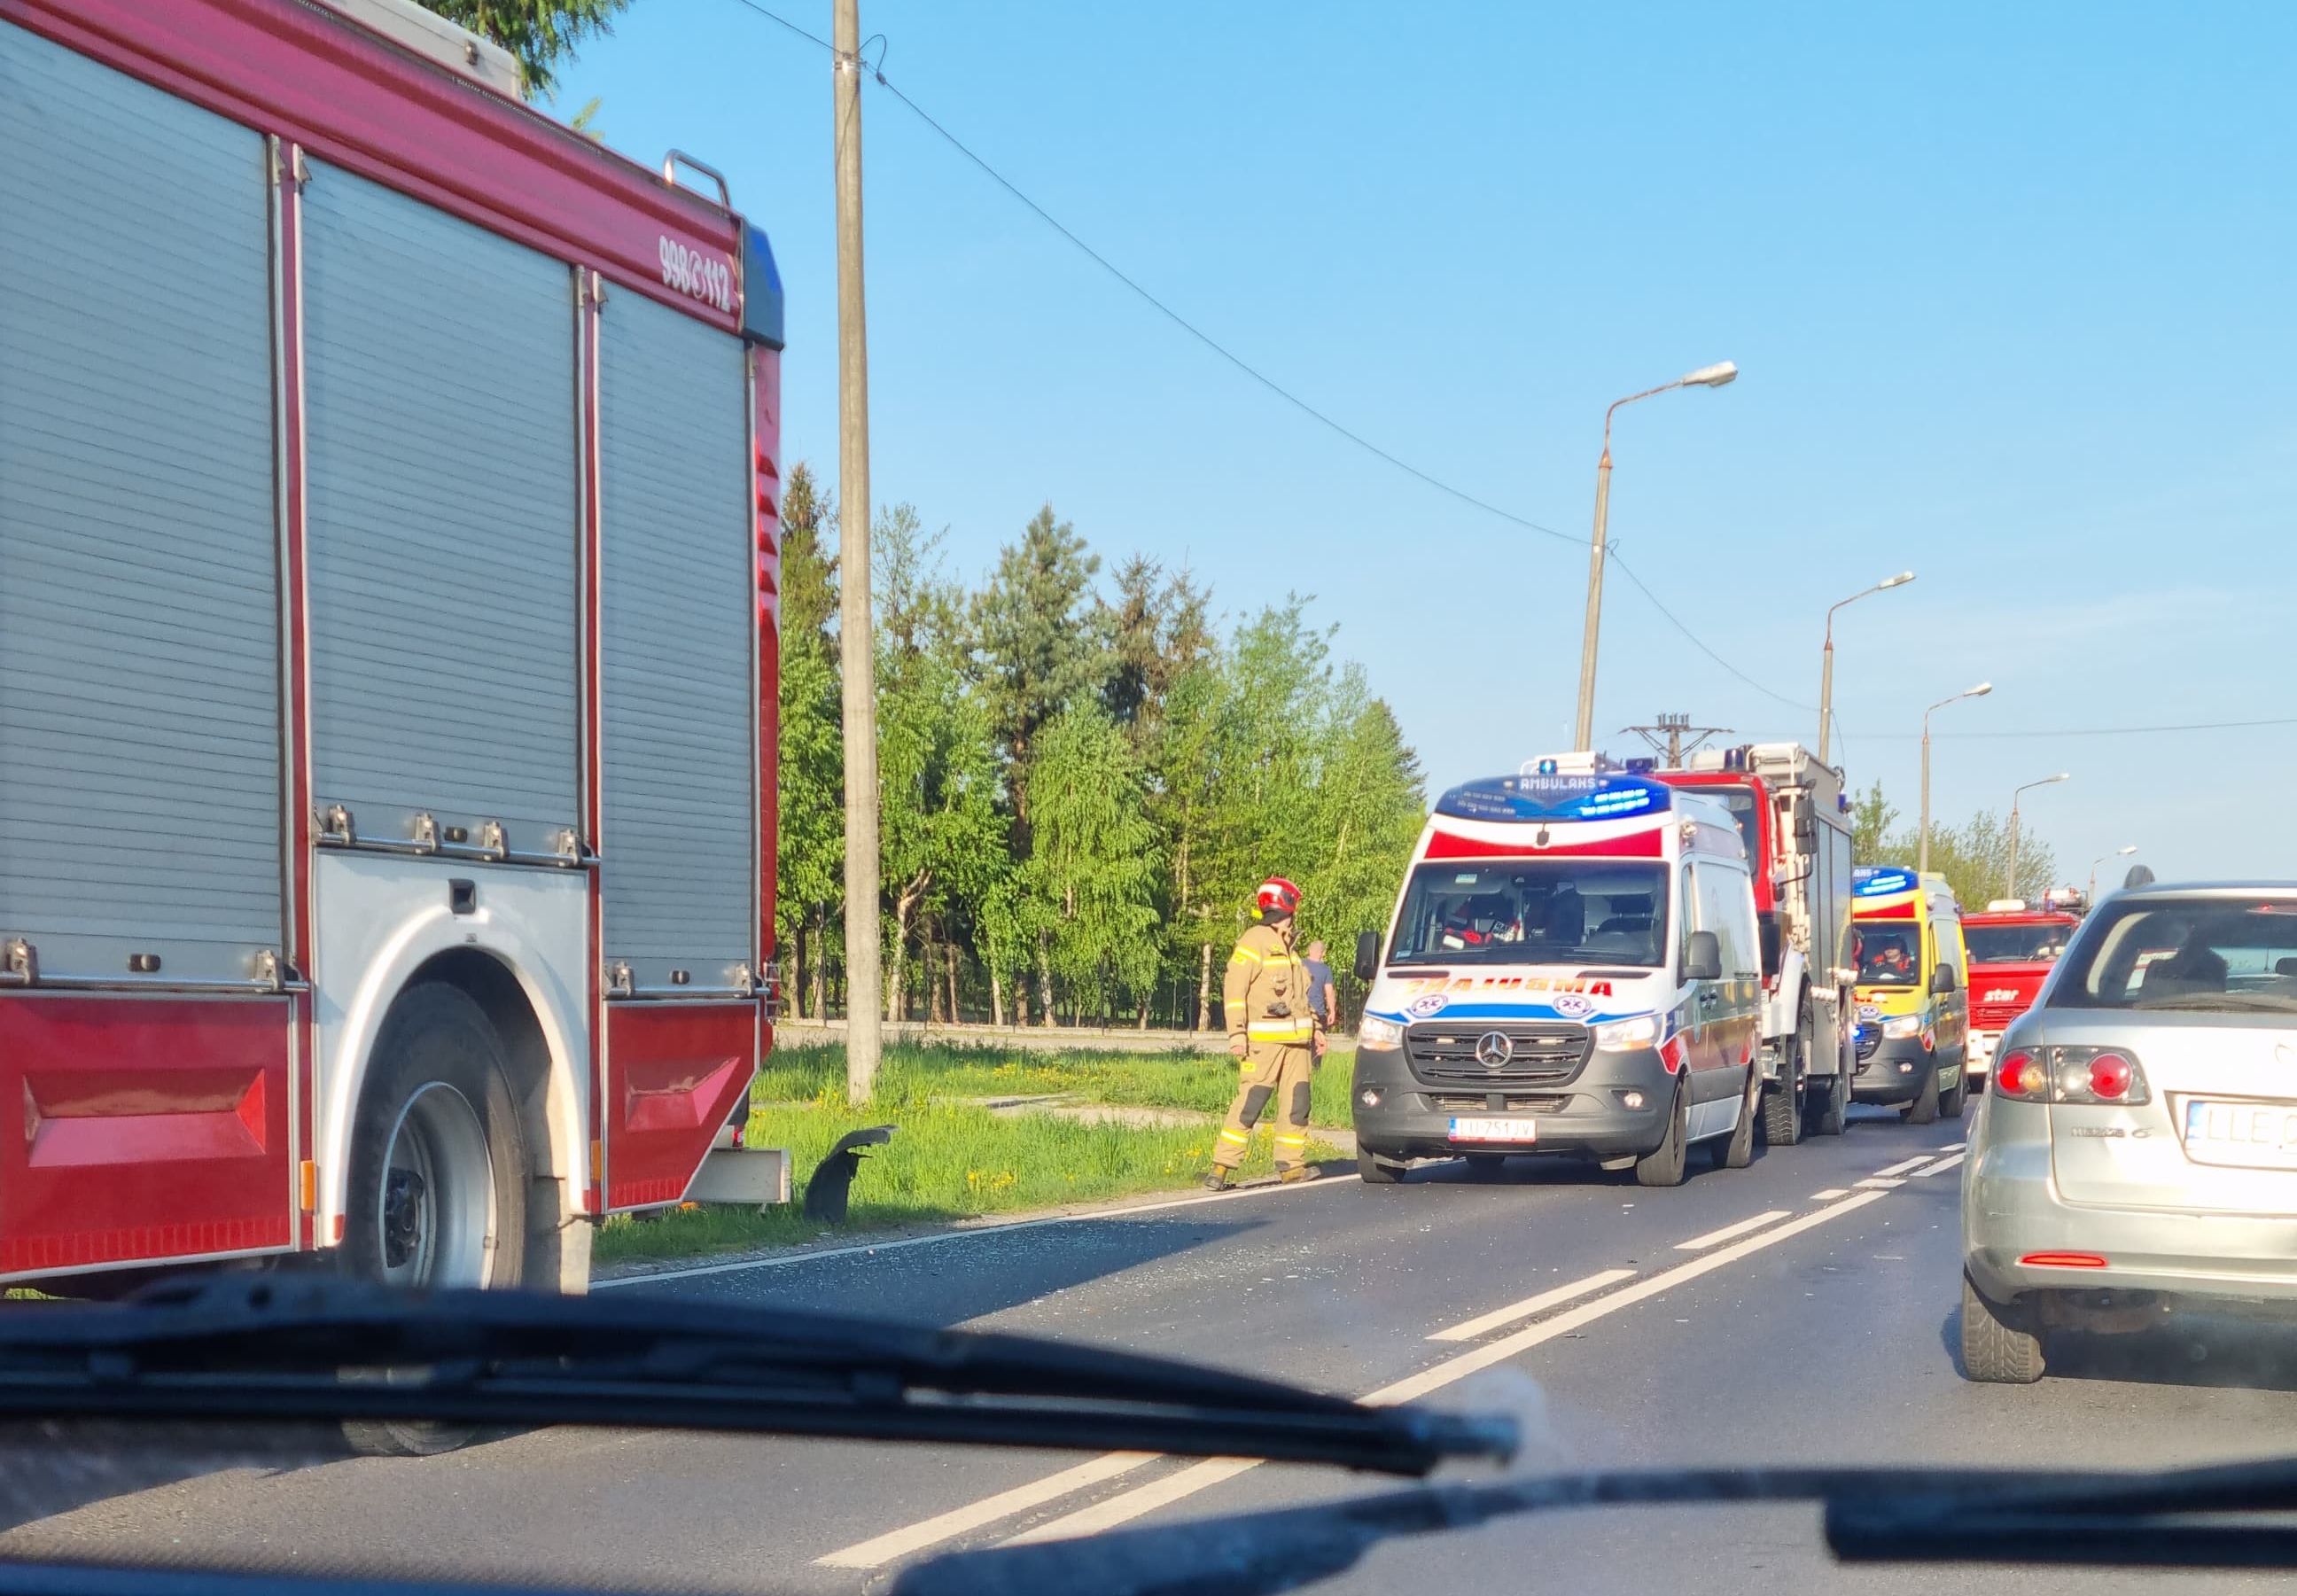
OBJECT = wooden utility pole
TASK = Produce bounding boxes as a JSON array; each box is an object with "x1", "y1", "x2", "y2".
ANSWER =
[{"x1": 833, "y1": 0, "x2": 881, "y2": 1104}]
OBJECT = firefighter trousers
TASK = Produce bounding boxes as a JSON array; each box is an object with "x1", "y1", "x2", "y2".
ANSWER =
[{"x1": 1212, "y1": 1045, "x2": 1314, "y2": 1172}]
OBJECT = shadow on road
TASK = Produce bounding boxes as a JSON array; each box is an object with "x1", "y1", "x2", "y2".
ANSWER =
[
  {"x1": 0, "y1": 1420, "x2": 358, "y2": 1536},
  {"x1": 635, "y1": 1212, "x2": 1280, "y2": 1329}
]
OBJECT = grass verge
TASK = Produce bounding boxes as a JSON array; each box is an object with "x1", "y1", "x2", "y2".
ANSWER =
[{"x1": 595, "y1": 1039, "x2": 1359, "y2": 1269}]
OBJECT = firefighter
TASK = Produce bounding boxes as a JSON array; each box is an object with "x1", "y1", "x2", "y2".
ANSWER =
[{"x1": 1203, "y1": 877, "x2": 1321, "y2": 1190}]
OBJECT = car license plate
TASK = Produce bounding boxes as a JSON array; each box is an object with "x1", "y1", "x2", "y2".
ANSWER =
[
  {"x1": 1448, "y1": 1117, "x2": 1536, "y2": 1143},
  {"x1": 2182, "y1": 1098, "x2": 2297, "y2": 1171}
]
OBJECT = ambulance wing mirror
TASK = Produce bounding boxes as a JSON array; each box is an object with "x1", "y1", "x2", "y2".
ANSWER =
[
  {"x1": 1683, "y1": 931, "x2": 1723, "y2": 983},
  {"x1": 1930, "y1": 962, "x2": 1959, "y2": 995},
  {"x1": 1354, "y1": 930, "x2": 1381, "y2": 983}
]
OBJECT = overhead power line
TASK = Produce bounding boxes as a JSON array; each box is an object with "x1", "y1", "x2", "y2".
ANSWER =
[
  {"x1": 1867, "y1": 716, "x2": 2297, "y2": 741},
  {"x1": 721, "y1": 0, "x2": 1816, "y2": 715}
]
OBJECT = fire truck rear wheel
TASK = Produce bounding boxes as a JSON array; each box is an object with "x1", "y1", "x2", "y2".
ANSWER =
[
  {"x1": 339, "y1": 983, "x2": 529, "y2": 1457},
  {"x1": 1762, "y1": 1003, "x2": 1809, "y2": 1148}
]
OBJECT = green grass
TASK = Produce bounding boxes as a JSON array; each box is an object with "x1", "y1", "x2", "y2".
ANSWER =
[{"x1": 594, "y1": 1040, "x2": 1359, "y2": 1268}]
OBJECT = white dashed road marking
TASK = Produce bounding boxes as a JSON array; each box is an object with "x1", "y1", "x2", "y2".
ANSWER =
[
  {"x1": 1872, "y1": 1155, "x2": 1935, "y2": 1179},
  {"x1": 978, "y1": 1191, "x2": 1892, "y2": 1552},
  {"x1": 1910, "y1": 1151, "x2": 1966, "y2": 1178},
  {"x1": 1856, "y1": 1177, "x2": 1906, "y2": 1189},
  {"x1": 1428, "y1": 1268, "x2": 1637, "y2": 1343},
  {"x1": 1810, "y1": 1187, "x2": 1849, "y2": 1200},
  {"x1": 1674, "y1": 1211, "x2": 1789, "y2": 1251}
]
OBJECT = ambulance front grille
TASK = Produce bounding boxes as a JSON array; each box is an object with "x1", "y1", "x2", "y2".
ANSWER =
[{"x1": 1405, "y1": 1021, "x2": 1592, "y2": 1086}]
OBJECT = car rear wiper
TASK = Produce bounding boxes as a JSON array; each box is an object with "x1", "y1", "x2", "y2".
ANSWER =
[
  {"x1": 892, "y1": 1460, "x2": 2297, "y2": 1596},
  {"x1": 0, "y1": 1276, "x2": 1511, "y2": 1477}
]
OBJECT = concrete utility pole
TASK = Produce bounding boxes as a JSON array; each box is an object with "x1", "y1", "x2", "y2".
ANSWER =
[
  {"x1": 1571, "y1": 362, "x2": 1738, "y2": 752},
  {"x1": 1818, "y1": 572, "x2": 1914, "y2": 767},
  {"x1": 833, "y1": 0, "x2": 882, "y2": 1105},
  {"x1": 1919, "y1": 681, "x2": 1992, "y2": 874},
  {"x1": 2005, "y1": 773, "x2": 2071, "y2": 900}
]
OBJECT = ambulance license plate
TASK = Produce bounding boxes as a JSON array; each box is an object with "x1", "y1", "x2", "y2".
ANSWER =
[{"x1": 1448, "y1": 1117, "x2": 1537, "y2": 1143}]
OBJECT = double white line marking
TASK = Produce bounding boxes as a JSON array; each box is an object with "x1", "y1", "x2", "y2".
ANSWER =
[{"x1": 818, "y1": 1185, "x2": 1893, "y2": 1568}]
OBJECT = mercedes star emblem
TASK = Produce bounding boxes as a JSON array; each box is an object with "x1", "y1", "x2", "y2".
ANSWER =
[{"x1": 1475, "y1": 1031, "x2": 1514, "y2": 1068}]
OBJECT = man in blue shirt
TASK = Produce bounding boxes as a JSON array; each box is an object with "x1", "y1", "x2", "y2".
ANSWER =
[{"x1": 1301, "y1": 940, "x2": 1336, "y2": 1059}]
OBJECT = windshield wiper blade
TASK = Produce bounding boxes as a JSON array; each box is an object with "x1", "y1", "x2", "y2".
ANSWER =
[
  {"x1": 0, "y1": 1276, "x2": 1511, "y2": 1476},
  {"x1": 1828, "y1": 1454, "x2": 2297, "y2": 1567},
  {"x1": 890, "y1": 1464, "x2": 2204, "y2": 1596}
]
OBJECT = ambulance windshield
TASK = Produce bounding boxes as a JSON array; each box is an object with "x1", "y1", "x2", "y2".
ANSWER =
[
  {"x1": 1389, "y1": 861, "x2": 1669, "y2": 967},
  {"x1": 1856, "y1": 925, "x2": 1922, "y2": 985}
]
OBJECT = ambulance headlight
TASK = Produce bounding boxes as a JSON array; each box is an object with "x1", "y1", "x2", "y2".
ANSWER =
[
  {"x1": 1359, "y1": 1016, "x2": 1405, "y2": 1049},
  {"x1": 1593, "y1": 1015, "x2": 1660, "y2": 1052},
  {"x1": 1882, "y1": 1015, "x2": 1922, "y2": 1039}
]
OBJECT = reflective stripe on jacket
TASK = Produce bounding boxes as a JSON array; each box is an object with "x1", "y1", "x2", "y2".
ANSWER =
[{"x1": 1225, "y1": 920, "x2": 1312, "y2": 1049}]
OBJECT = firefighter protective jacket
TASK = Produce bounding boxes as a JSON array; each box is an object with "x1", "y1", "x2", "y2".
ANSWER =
[{"x1": 1225, "y1": 919, "x2": 1315, "y2": 1055}]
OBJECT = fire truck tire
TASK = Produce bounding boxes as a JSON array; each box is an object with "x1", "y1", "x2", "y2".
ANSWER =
[
  {"x1": 1633, "y1": 1071, "x2": 1689, "y2": 1187},
  {"x1": 1762, "y1": 1003, "x2": 1809, "y2": 1148},
  {"x1": 339, "y1": 984, "x2": 529, "y2": 1458},
  {"x1": 1903, "y1": 1060, "x2": 1942, "y2": 1125},
  {"x1": 1806, "y1": 1059, "x2": 1850, "y2": 1138}
]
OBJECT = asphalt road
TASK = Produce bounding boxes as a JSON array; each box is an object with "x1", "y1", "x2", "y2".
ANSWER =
[{"x1": 5, "y1": 1102, "x2": 2296, "y2": 1595}]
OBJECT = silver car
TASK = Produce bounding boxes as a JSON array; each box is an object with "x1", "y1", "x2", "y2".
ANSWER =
[{"x1": 1961, "y1": 881, "x2": 2297, "y2": 1382}]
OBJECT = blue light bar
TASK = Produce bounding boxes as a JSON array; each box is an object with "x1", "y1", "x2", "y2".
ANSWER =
[
  {"x1": 1854, "y1": 866, "x2": 1919, "y2": 898},
  {"x1": 1434, "y1": 774, "x2": 1673, "y2": 823}
]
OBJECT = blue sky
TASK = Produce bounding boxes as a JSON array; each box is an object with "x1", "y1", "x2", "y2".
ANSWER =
[{"x1": 559, "y1": 1, "x2": 2297, "y2": 885}]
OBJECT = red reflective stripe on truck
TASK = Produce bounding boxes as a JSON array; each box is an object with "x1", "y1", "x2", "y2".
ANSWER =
[{"x1": 1422, "y1": 828, "x2": 1664, "y2": 860}]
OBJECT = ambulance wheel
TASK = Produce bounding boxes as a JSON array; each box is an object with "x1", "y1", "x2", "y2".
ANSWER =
[
  {"x1": 1464, "y1": 1153, "x2": 1508, "y2": 1179},
  {"x1": 1357, "y1": 1149, "x2": 1405, "y2": 1185},
  {"x1": 1763, "y1": 1005, "x2": 1809, "y2": 1148},
  {"x1": 1941, "y1": 1063, "x2": 1968, "y2": 1121},
  {"x1": 1719, "y1": 1063, "x2": 1761, "y2": 1170},
  {"x1": 1903, "y1": 1061, "x2": 1942, "y2": 1126},
  {"x1": 1634, "y1": 1072, "x2": 1690, "y2": 1187},
  {"x1": 339, "y1": 983, "x2": 528, "y2": 1456}
]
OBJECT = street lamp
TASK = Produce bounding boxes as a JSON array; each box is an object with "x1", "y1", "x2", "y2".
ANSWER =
[
  {"x1": 1919, "y1": 681, "x2": 1992, "y2": 874},
  {"x1": 2090, "y1": 845, "x2": 2137, "y2": 903},
  {"x1": 2005, "y1": 773, "x2": 2071, "y2": 899},
  {"x1": 1818, "y1": 572, "x2": 1914, "y2": 766},
  {"x1": 1571, "y1": 361, "x2": 1740, "y2": 751}
]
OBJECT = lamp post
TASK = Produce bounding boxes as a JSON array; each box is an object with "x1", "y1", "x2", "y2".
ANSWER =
[
  {"x1": 1818, "y1": 572, "x2": 1914, "y2": 766},
  {"x1": 2090, "y1": 845, "x2": 2137, "y2": 903},
  {"x1": 2005, "y1": 773, "x2": 2071, "y2": 900},
  {"x1": 1919, "y1": 682, "x2": 1992, "y2": 874},
  {"x1": 1571, "y1": 361, "x2": 1739, "y2": 751}
]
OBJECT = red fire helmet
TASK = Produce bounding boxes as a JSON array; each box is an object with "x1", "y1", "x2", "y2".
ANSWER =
[{"x1": 1257, "y1": 877, "x2": 1302, "y2": 917}]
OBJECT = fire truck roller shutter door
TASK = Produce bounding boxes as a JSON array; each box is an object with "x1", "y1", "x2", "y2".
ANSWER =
[
  {"x1": 0, "y1": 22, "x2": 283, "y2": 981},
  {"x1": 300, "y1": 160, "x2": 580, "y2": 859},
  {"x1": 598, "y1": 292, "x2": 753, "y2": 991}
]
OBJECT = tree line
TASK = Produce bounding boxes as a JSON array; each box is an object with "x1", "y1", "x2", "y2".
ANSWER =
[
  {"x1": 775, "y1": 467, "x2": 1427, "y2": 1030},
  {"x1": 1848, "y1": 782, "x2": 2060, "y2": 908}
]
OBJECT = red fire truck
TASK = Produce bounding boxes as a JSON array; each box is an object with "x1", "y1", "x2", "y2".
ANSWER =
[
  {"x1": 0, "y1": 0, "x2": 787, "y2": 1294},
  {"x1": 1960, "y1": 891, "x2": 2085, "y2": 1089},
  {"x1": 1651, "y1": 743, "x2": 1857, "y2": 1145}
]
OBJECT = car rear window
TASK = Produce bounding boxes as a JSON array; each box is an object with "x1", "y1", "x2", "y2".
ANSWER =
[{"x1": 2047, "y1": 896, "x2": 2297, "y2": 1015}]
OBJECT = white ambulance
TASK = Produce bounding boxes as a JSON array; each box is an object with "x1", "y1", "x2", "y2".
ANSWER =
[{"x1": 1350, "y1": 755, "x2": 1764, "y2": 1187}]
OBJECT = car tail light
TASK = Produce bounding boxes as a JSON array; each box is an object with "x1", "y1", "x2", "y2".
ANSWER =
[
  {"x1": 1992, "y1": 1047, "x2": 2147, "y2": 1104},
  {"x1": 2054, "y1": 1046, "x2": 2150, "y2": 1105},
  {"x1": 2087, "y1": 1053, "x2": 2135, "y2": 1100},
  {"x1": 1995, "y1": 1050, "x2": 2046, "y2": 1099}
]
